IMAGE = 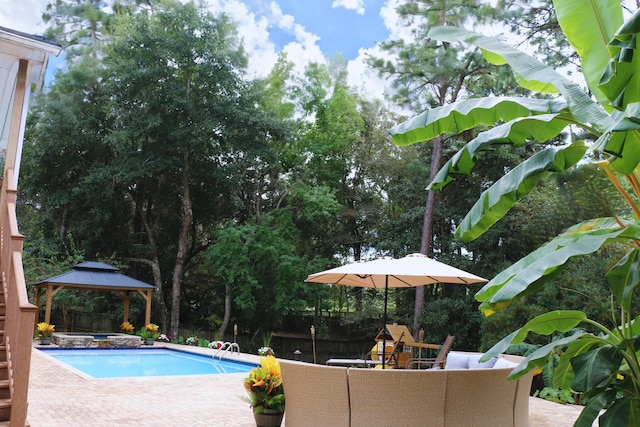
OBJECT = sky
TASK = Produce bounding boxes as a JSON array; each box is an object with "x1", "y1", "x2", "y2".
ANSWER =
[{"x1": 0, "y1": 0, "x2": 406, "y2": 101}]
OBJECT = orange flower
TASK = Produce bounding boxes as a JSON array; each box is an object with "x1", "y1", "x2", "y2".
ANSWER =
[{"x1": 242, "y1": 355, "x2": 285, "y2": 413}]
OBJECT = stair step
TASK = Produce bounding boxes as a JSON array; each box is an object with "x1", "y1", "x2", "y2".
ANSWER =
[
  {"x1": 0, "y1": 398, "x2": 10, "y2": 422},
  {"x1": 0, "y1": 380, "x2": 9, "y2": 399}
]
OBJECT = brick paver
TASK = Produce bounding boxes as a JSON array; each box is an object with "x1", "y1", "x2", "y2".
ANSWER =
[
  {"x1": 27, "y1": 342, "x2": 587, "y2": 426},
  {"x1": 28, "y1": 343, "x2": 259, "y2": 427}
]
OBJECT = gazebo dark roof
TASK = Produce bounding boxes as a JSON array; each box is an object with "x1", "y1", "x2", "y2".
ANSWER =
[{"x1": 34, "y1": 262, "x2": 157, "y2": 291}]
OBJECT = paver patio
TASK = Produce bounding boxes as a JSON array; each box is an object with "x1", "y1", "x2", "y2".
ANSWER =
[{"x1": 27, "y1": 342, "x2": 586, "y2": 426}]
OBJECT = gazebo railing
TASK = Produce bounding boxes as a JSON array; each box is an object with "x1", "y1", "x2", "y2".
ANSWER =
[{"x1": 0, "y1": 168, "x2": 37, "y2": 426}]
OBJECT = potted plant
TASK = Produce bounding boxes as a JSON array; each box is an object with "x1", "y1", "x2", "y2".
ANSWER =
[
  {"x1": 258, "y1": 346, "x2": 274, "y2": 356},
  {"x1": 36, "y1": 322, "x2": 55, "y2": 345},
  {"x1": 138, "y1": 323, "x2": 160, "y2": 345},
  {"x1": 120, "y1": 321, "x2": 134, "y2": 334},
  {"x1": 242, "y1": 355, "x2": 285, "y2": 427}
]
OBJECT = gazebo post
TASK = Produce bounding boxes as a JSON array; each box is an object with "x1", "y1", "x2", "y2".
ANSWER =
[
  {"x1": 144, "y1": 290, "x2": 152, "y2": 325},
  {"x1": 44, "y1": 284, "x2": 53, "y2": 325},
  {"x1": 34, "y1": 288, "x2": 41, "y2": 329},
  {"x1": 122, "y1": 291, "x2": 131, "y2": 324},
  {"x1": 44, "y1": 284, "x2": 64, "y2": 325}
]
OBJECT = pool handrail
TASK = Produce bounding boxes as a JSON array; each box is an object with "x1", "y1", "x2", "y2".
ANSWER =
[{"x1": 213, "y1": 341, "x2": 240, "y2": 360}]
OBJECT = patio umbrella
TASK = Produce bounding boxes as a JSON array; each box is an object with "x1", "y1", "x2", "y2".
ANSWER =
[{"x1": 305, "y1": 253, "x2": 488, "y2": 367}]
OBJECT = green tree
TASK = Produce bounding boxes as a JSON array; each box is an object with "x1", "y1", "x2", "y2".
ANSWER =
[
  {"x1": 391, "y1": 0, "x2": 640, "y2": 424},
  {"x1": 43, "y1": 0, "x2": 114, "y2": 60},
  {"x1": 21, "y1": 57, "x2": 121, "y2": 251},
  {"x1": 368, "y1": 0, "x2": 521, "y2": 335},
  {"x1": 100, "y1": 1, "x2": 284, "y2": 339}
]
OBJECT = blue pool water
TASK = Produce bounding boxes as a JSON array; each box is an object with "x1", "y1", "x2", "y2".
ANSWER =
[{"x1": 39, "y1": 348, "x2": 255, "y2": 378}]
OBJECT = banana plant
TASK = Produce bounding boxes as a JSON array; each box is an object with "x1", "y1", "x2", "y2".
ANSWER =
[{"x1": 389, "y1": 1, "x2": 640, "y2": 425}]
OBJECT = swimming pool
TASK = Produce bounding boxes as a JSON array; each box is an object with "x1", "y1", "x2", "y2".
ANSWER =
[{"x1": 39, "y1": 348, "x2": 255, "y2": 378}]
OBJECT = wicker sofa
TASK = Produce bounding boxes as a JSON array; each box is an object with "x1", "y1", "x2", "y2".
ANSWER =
[{"x1": 279, "y1": 351, "x2": 533, "y2": 427}]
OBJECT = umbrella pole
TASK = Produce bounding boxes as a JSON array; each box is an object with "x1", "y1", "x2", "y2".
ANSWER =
[{"x1": 382, "y1": 276, "x2": 388, "y2": 369}]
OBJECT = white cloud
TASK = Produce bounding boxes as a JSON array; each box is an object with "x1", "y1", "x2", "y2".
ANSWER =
[
  {"x1": 203, "y1": 0, "x2": 281, "y2": 78},
  {"x1": 282, "y1": 23, "x2": 326, "y2": 73},
  {"x1": 343, "y1": 0, "x2": 404, "y2": 103},
  {"x1": 268, "y1": 1, "x2": 294, "y2": 30},
  {"x1": 0, "y1": 0, "x2": 47, "y2": 34},
  {"x1": 0, "y1": 0, "x2": 390, "y2": 103},
  {"x1": 331, "y1": 0, "x2": 365, "y2": 15},
  {"x1": 347, "y1": 46, "x2": 391, "y2": 102},
  {"x1": 380, "y1": 0, "x2": 413, "y2": 40},
  {"x1": 202, "y1": 0, "x2": 326, "y2": 80}
]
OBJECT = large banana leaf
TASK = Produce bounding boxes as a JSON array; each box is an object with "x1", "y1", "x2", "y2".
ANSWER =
[
  {"x1": 390, "y1": 97, "x2": 566, "y2": 146},
  {"x1": 428, "y1": 112, "x2": 575, "y2": 191},
  {"x1": 455, "y1": 141, "x2": 587, "y2": 241},
  {"x1": 481, "y1": 310, "x2": 587, "y2": 362},
  {"x1": 428, "y1": 26, "x2": 613, "y2": 130},
  {"x1": 606, "y1": 248, "x2": 640, "y2": 312},
  {"x1": 554, "y1": 336, "x2": 605, "y2": 389},
  {"x1": 476, "y1": 219, "x2": 640, "y2": 314},
  {"x1": 571, "y1": 346, "x2": 622, "y2": 392},
  {"x1": 507, "y1": 331, "x2": 586, "y2": 380},
  {"x1": 598, "y1": 397, "x2": 640, "y2": 427},
  {"x1": 553, "y1": 0, "x2": 623, "y2": 110},
  {"x1": 599, "y1": 9, "x2": 640, "y2": 110},
  {"x1": 576, "y1": 391, "x2": 617, "y2": 427},
  {"x1": 596, "y1": 103, "x2": 640, "y2": 177},
  {"x1": 597, "y1": 129, "x2": 640, "y2": 175}
]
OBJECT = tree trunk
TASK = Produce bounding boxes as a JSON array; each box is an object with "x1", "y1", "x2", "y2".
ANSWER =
[
  {"x1": 59, "y1": 205, "x2": 69, "y2": 240},
  {"x1": 133, "y1": 195, "x2": 170, "y2": 332},
  {"x1": 413, "y1": 135, "x2": 444, "y2": 337},
  {"x1": 218, "y1": 283, "x2": 232, "y2": 341},
  {"x1": 170, "y1": 150, "x2": 193, "y2": 340}
]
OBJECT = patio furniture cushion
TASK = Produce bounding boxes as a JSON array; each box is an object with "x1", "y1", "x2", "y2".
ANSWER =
[
  {"x1": 443, "y1": 351, "x2": 468, "y2": 369},
  {"x1": 494, "y1": 357, "x2": 519, "y2": 369},
  {"x1": 445, "y1": 351, "x2": 498, "y2": 369},
  {"x1": 468, "y1": 355, "x2": 498, "y2": 369}
]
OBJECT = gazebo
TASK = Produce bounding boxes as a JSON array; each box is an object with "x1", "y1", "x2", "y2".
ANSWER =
[{"x1": 33, "y1": 261, "x2": 157, "y2": 328}]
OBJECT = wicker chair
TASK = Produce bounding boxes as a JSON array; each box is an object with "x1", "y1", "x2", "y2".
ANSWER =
[
  {"x1": 349, "y1": 367, "x2": 448, "y2": 426},
  {"x1": 279, "y1": 359, "x2": 351, "y2": 427}
]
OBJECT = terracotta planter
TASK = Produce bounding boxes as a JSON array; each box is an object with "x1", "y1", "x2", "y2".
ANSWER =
[{"x1": 253, "y1": 408, "x2": 284, "y2": 427}]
